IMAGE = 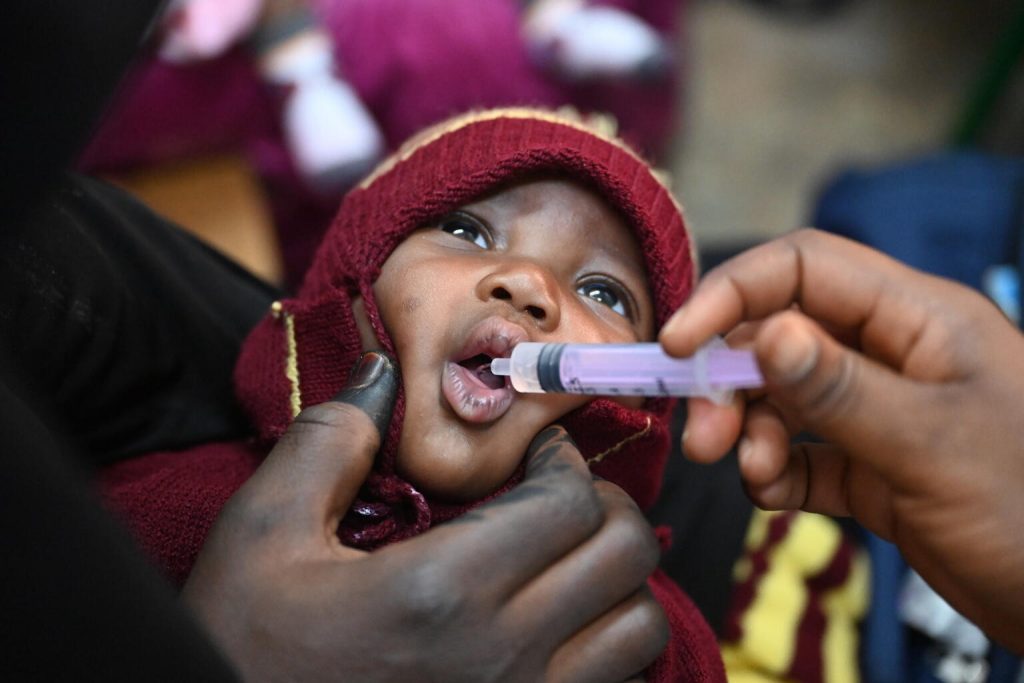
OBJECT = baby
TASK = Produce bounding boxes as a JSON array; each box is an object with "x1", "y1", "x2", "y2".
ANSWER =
[{"x1": 101, "y1": 108, "x2": 721, "y2": 680}]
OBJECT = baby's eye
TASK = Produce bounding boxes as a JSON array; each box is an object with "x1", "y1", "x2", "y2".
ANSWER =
[
  {"x1": 439, "y1": 212, "x2": 490, "y2": 249},
  {"x1": 577, "y1": 280, "x2": 629, "y2": 318}
]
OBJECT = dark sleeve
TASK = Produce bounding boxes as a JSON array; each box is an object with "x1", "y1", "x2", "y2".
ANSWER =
[
  {"x1": 0, "y1": 2, "x2": 268, "y2": 677},
  {"x1": 0, "y1": 362, "x2": 239, "y2": 680},
  {"x1": 0, "y1": 173, "x2": 279, "y2": 679},
  {"x1": 0, "y1": 173, "x2": 281, "y2": 463}
]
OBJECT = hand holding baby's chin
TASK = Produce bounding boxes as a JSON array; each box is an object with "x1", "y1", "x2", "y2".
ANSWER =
[{"x1": 183, "y1": 353, "x2": 666, "y2": 682}]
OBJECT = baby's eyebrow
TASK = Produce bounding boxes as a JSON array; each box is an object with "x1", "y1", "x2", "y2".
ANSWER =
[
  {"x1": 590, "y1": 242, "x2": 645, "y2": 278},
  {"x1": 459, "y1": 191, "x2": 518, "y2": 215},
  {"x1": 449, "y1": 205, "x2": 500, "y2": 227}
]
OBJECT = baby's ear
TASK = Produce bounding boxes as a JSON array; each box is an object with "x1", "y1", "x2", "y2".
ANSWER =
[{"x1": 351, "y1": 295, "x2": 385, "y2": 351}]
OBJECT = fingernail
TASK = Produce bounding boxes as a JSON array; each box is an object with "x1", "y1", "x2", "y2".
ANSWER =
[
  {"x1": 345, "y1": 351, "x2": 388, "y2": 391},
  {"x1": 332, "y1": 351, "x2": 400, "y2": 435},
  {"x1": 663, "y1": 303, "x2": 688, "y2": 334},
  {"x1": 525, "y1": 425, "x2": 580, "y2": 471},
  {"x1": 737, "y1": 437, "x2": 753, "y2": 467},
  {"x1": 528, "y1": 425, "x2": 572, "y2": 452},
  {"x1": 766, "y1": 324, "x2": 818, "y2": 384}
]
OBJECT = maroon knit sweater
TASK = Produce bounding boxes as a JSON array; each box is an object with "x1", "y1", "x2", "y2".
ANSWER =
[{"x1": 101, "y1": 108, "x2": 725, "y2": 682}]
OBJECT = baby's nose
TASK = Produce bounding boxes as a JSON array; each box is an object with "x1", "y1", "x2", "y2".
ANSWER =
[{"x1": 478, "y1": 265, "x2": 561, "y2": 330}]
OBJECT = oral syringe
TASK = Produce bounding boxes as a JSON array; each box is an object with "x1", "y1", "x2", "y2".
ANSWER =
[{"x1": 489, "y1": 338, "x2": 763, "y2": 404}]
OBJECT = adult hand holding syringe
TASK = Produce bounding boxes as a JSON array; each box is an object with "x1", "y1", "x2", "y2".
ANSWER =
[{"x1": 656, "y1": 229, "x2": 1024, "y2": 653}]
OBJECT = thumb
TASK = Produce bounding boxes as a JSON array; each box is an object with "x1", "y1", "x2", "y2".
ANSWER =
[
  {"x1": 755, "y1": 310, "x2": 925, "y2": 479},
  {"x1": 249, "y1": 351, "x2": 400, "y2": 538}
]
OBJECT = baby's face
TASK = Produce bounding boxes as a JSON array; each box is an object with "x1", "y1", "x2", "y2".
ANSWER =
[{"x1": 371, "y1": 178, "x2": 654, "y2": 500}]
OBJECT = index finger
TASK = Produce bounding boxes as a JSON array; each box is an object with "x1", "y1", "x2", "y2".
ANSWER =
[
  {"x1": 659, "y1": 229, "x2": 923, "y2": 360},
  {"x1": 239, "y1": 352, "x2": 398, "y2": 542},
  {"x1": 393, "y1": 426, "x2": 606, "y2": 600}
]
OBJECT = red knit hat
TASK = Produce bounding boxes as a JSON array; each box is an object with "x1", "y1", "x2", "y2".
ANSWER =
[{"x1": 235, "y1": 108, "x2": 697, "y2": 547}]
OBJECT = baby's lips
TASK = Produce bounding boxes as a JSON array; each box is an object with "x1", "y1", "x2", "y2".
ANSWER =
[
  {"x1": 441, "y1": 361, "x2": 515, "y2": 424},
  {"x1": 452, "y1": 316, "x2": 530, "y2": 364}
]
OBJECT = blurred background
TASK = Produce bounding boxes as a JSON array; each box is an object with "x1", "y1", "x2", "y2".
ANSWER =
[
  {"x1": 674, "y1": 0, "x2": 1022, "y2": 253},
  {"x1": 675, "y1": 0, "x2": 1019, "y2": 253},
  {"x1": 85, "y1": 0, "x2": 1024, "y2": 284}
]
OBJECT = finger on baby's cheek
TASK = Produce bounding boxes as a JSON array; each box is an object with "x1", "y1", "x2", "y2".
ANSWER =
[
  {"x1": 526, "y1": 425, "x2": 582, "y2": 471},
  {"x1": 528, "y1": 423, "x2": 577, "y2": 450},
  {"x1": 332, "y1": 351, "x2": 400, "y2": 436},
  {"x1": 529, "y1": 424, "x2": 569, "y2": 451}
]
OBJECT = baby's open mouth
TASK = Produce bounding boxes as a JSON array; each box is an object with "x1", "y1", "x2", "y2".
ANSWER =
[
  {"x1": 440, "y1": 318, "x2": 526, "y2": 424},
  {"x1": 442, "y1": 354, "x2": 512, "y2": 424},
  {"x1": 457, "y1": 353, "x2": 506, "y2": 390}
]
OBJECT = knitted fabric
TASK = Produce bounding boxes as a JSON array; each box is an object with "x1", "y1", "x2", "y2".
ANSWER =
[{"x1": 235, "y1": 107, "x2": 697, "y2": 546}]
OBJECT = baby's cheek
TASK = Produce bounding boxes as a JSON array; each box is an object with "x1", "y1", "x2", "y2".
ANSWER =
[
  {"x1": 400, "y1": 296, "x2": 422, "y2": 315},
  {"x1": 610, "y1": 395, "x2": 645, "y2": 410},
  {"x1": 524, "y1": 393, "x2": 589, "y2": 413},
  {"x1": 526, "y1": 392, "x2": 591, "y2": 422},
  {"x1": 394, "y1": 420, "x2": 530, "y2": 501},
  {"x1": 541, "y1": 393, "x2": 643, "y2": 419}
]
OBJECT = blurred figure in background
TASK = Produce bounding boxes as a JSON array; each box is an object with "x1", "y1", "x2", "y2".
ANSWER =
[
  {"x1": 80, "y1": 0, "x2": 684, "y2": 286},
  {"x1": 160, "y1": 0, "x2": 385, "y2": 193}
]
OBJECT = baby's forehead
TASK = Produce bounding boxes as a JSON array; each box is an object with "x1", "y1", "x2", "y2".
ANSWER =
[
  {"x1": 463, "y1": 177, "x2": 636, "y2": 238},
  {"x1": 467, "y1": 177, "x2": 643, "y2": 260},
  {"x1": 468, "y1": 175, "x2": 610, "y2": 209}
]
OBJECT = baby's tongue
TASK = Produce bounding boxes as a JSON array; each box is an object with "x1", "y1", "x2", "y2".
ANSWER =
[{"x1": 458, "y1": 354, "x2": 505, "y2": 389}]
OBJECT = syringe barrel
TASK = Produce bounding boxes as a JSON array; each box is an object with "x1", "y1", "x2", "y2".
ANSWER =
[{"x1": 502, "y1": 340, "x2": 763, "y2": 400}]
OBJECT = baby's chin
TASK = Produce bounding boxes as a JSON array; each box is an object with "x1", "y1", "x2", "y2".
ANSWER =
[
  {"x1": 393, "y1": 429, "x2": 528, "y2": 502},
  {"x1": 391, "y1": 394, "x2": 647, "y2": 500}
]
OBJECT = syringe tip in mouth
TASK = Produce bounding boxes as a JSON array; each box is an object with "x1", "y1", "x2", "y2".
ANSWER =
[{"x1": 489, "y1": 358, "x2": 511, "y2": 376}]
